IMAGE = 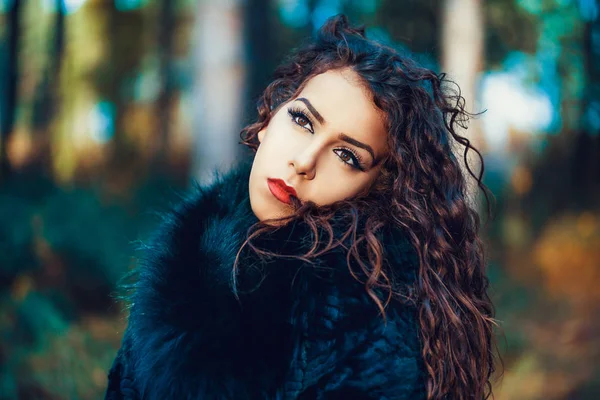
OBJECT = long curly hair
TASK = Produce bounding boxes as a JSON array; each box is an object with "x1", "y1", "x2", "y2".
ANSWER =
[{"x1": 237, "y1": 14, "x2": 502, "y2": 400}]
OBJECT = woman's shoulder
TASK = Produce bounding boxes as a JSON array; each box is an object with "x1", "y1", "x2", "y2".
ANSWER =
[
  {"x1": 109, "y1": 166, "x2": 426, "y2": 398},
  {"x1": 124, "y1": 155, "x2": 423, "y2": 349}
]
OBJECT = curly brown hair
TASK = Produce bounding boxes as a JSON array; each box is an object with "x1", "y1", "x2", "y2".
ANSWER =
[{"x1": 236, "y1": 14, "x2": 502, "y2": 400}]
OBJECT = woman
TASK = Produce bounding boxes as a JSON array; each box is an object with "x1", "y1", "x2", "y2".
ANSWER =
[{"x1": 105, "y1": 14, "x2": 500, "y2": 400}]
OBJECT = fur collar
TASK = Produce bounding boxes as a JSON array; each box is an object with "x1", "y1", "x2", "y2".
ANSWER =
[{"x1": 124, "y1": 160, "x2": 420, "y2": 399}]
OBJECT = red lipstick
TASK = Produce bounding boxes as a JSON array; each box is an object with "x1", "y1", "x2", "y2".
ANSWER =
[{"x1": 267, "y1": 178, "x2": 297, "y2": 205}]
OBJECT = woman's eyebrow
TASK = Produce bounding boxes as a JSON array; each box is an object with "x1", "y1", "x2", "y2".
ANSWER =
[
  {"x1": 338, "y1": 133, "x2": 376, "y2": 162},
  {"x1": 296, "y1": 98, "x2": 325, "y2": 124},
  {"x1": 295, "y1": 97, "x2": 377, "y2": 163}
]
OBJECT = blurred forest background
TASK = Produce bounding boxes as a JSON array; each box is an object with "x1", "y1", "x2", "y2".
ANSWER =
[{"x1": 0, "y1": 0, "x2": 599, "y2": 399}]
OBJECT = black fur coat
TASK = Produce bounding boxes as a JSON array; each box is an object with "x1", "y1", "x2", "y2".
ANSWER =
[{"x1": 104, "y1": 161, "x2": 427, "y2": 399}]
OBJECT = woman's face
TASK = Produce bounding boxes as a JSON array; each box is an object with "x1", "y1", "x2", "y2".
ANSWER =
[{"x1": 249, "y1": 68, "x2": 389, "y2": 222}]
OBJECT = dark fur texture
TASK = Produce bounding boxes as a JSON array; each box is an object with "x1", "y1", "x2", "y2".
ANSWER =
[{"x1": 105, "y1": 161, "x2": 426, "y2": 400}]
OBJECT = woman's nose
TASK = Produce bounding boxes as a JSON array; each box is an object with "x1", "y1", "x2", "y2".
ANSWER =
[{"x1": 289, "y1": 147, "x2": 317, "y2": 180}]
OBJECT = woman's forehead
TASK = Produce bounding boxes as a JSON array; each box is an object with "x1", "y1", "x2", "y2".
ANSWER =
[{"x1": 296, "y1": 69, "x2": 388, "y2": 151}]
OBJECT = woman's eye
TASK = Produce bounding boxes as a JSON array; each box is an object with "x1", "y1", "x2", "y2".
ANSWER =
[
  {"x1": 333, "y1": 149, "x2": 359, "y2": 168},
  {"x1": 294, "y1": 115, "x2": 311, "y2": 130},
  {"x1": 288, "y1": 108, "x2": 314, "y2": 133},
  {"x1": 338, "y1": 151, "x2": 352, "y2": 163}
]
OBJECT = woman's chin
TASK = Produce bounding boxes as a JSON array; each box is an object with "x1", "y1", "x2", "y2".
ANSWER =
[{"x1": 250, "y1": 202, "x2": 293, "y2": 224}]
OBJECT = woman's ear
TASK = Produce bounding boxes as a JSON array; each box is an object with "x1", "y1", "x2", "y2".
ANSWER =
[{"x1": 258, "y1": 128, "x2": 266, "y2": 143}]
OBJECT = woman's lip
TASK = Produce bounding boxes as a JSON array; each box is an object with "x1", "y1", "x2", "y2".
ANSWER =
[{"x1": 267, "y1": 178, "x2": 297, "y2": 205}]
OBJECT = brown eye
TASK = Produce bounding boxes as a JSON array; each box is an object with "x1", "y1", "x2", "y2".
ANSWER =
[
  {"x1": 333, "y1": 148, "x2": 362, "y2": 170},
  {"x1": 339, "y1": 152, "x2": 351, "y2": 162},
  {"x1": 287, "y1": 108, "x2": 314, "y2": 133},
  {"x1": 293, "y1": 115, "x2": 312, "y2": 130},
  {"x1": 296, "y1": 116, "x2": 309, "y2": 126}
]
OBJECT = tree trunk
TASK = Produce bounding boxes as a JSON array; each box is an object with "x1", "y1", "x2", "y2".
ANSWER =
[
  {"x1": 29, "y1": 0, "x2": 64, "y2": 172},
  {"x1": 155, "y1": 0, "x2": 175, "y2": 165},
  {"x1": 0, "y1": 0, "x2": 22, "y2": 179},
  {"x1": 243, "y1": 0, "x2": 275, "y2": 120},
  {"x1": 190, "y1": 0, "x2": 245, "y2": 184},
  {"x1": 441, "y1": 0, "x2": 486, "y2": 208}
]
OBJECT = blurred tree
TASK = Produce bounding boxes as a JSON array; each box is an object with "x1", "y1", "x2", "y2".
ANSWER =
[
  {"x1": 377, "y1": 0, "x2": 441, "y2": 59},
  {"x1": 31, "y1": 0, "x2": 64, "y2": 128},
  {"x1": 155, "y1": 0, "x2": 175, "y2": 166},
  {"x1": 102, "y1": 2, "x2": 146, "y2": 188},
  {"x1": 0, "y1": 0, "x2": 21, "y2": 179},
  {"x1": 51, "y1": 2, "x2": 104, "y2": 184},
  {"x1": 441, "y1": 0, "x2": 486, "y2": 207},
  {"x1": 583, "y1": 5, "x2": 600, "y2": 136},
  {"x1": 484, "y1": 0, "x2": 537, "y2": 66},
  {"x1": 190, "y1": 0, "x2": 246, "y2": 183},
  {"x1": 30, "y1": 0, "x2": 65, "y2": 173},
  {"x1": 243, "y1": 0, "x2": 276, "y2": 121}
]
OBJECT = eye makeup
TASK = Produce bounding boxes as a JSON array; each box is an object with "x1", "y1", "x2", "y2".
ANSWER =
[
  {"x1": 287, "y1": 106, "x2": 315, "y2": 133},
  {"x1": 287, "y1": 105, "x2": 367, "y2": 171},
  {"x1": 333, "y1": 147, "x2": 366, "y2": 171}
]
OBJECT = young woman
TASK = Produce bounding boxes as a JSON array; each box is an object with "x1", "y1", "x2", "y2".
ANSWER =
[{"x1": 105, "y1": 14, "x2": 500, "y2": 400}]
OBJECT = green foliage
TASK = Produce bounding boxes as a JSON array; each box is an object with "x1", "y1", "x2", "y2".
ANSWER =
[{"x1": 0, "y1": 172, "x2": 183, "y2": 399}]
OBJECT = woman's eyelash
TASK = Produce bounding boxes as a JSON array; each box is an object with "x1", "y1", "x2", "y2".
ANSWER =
[
  {"x1": 287, "y1": 107, "x2": 314, "y2": 133},
  {"x1": 334, "y1": 147, "x2": 365, "y2": 171},
  {"x1": 287, "y1": 106, "x2": 365, "y2": 171}
]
